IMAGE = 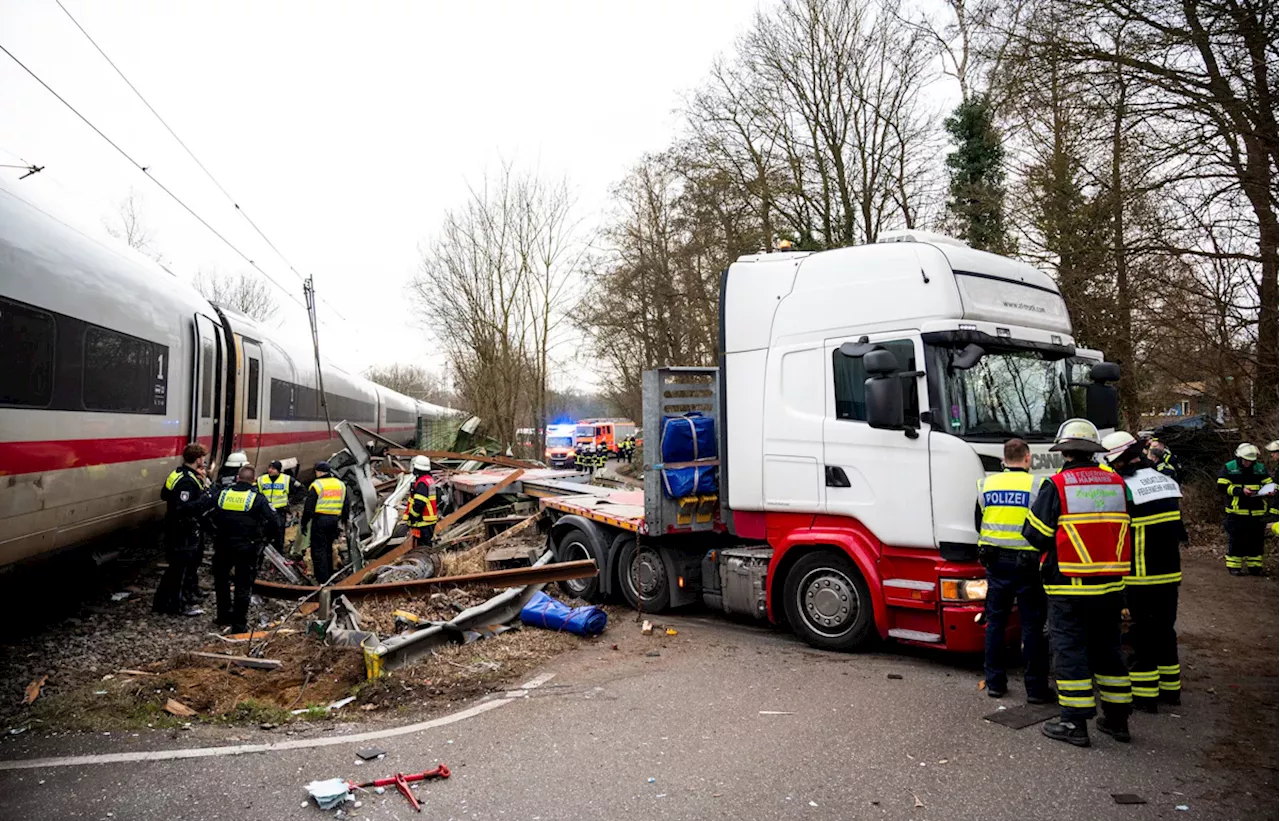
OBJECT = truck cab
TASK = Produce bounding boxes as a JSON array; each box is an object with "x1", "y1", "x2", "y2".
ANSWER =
[{"x1": 546, "y1": 231, "x2": 1120, "y2": 654}]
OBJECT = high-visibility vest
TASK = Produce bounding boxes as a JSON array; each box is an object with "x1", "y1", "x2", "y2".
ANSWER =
[
  {"x1": 165, "y1": 469, "x2": 185, "y2": 491},
  {"x1": 1218, "y1": 459, "x2": 1272, "y2": 516},
  {"x1": 976, "y1": 470, "x2": 1039, "y2": 551},
  {"x1": 218, "y1": 487, "x2": 257, "y2": 512},
  {"x1": 407, "y1": 475, "x2": 438, "y2": 527},
  {"x1": 1121, "y1": 467, "x2": 1183, "y2": 586},
  {"x1": 257, "y1": 475, "x2": 291, "y2": 509},
  {"x1": 310, "y1": 476, "x2": 346, "y2": 516},
  {"x1": 1045, "y1": 467, "x2": 1131, "y2": 577}
]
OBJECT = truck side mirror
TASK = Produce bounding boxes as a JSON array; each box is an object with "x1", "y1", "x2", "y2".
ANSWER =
[
  {"x1": 1086, "y1": 361, "x2": 1121, "y2": 430},
  {"x1": 863, "y1": 349, "x2": 905, "y2": 430}
]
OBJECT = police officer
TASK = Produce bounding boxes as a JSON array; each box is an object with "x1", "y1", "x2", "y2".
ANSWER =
[
  {"x1": 406, "y1": 455, "x2": 439, "y2": 547},
  {"x1": 1102, "y1": 431, "x2": 1186, "y2": 712},
  {"x1": 975, "y1": 438, "x2": 1051, "y2": 703},
  {"x1": 1024, "y1": 419, "x2": 1133, "y2": 747},
  {"x1": 256, "y1": 461, "x2": 302, "y2": 556},
  {"x1": 1218, "y1": 443, "x2": 1273, "y2": 575},
  {"x1": 154, "y1": 443, "x2": 214, "y2": 616},
  {"x1": 212, "y1": 465, "x2": 280, "y2": 632},
  {"x1": 301, "y1": 461, "x2": 349, "y2": 585}
]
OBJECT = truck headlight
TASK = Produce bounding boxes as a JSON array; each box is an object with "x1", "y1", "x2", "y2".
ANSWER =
[{"x1": 940, "y1": 578, "x2": 987, "y2": 602}]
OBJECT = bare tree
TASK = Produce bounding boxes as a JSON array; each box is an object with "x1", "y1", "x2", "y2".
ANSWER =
[
  {"x1": 193, "y1": 267, "x2": 279, "y2": 323},
  {"x1": 364, "y1": 363, "x2": 454, "y2": 406},
  {"x1": 411, "y1": 164, "x2": 584, "y2": 451},
  {"x1": 104, "y1": 188, "x2": 164, "y2": 262}
]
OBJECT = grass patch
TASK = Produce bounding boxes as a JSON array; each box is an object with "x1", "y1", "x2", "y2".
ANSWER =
[
  {"x1": 26, "y1": 685, "x2": 186, "y2": 733},
  {"x1": 220, "y1": 699, "x2": 293, "y2": 726}
]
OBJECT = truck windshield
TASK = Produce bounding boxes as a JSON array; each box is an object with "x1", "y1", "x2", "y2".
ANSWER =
[
  {"x1": 547, "y1": 436, "x2": 574, "y2": 448},
  {"x1": 940, "y1": 349, "x2": 1071, "y2": 442}
]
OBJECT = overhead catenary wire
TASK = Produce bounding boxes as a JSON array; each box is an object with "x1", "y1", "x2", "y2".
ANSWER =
[
  {"x1": 0, "y1": 40, "x2": 311, "y2": 313},
  {"x1": 53, "y1": 0, "x2": 348, "y2": 323}
]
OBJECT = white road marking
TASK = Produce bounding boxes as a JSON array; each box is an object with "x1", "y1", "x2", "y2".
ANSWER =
[{"x1": 0, "y1": 672, "x2": 559, "y2": 772}]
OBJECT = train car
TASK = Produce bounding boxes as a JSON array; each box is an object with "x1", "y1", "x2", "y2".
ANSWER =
[{"x1": 0, "y1": 181, "x2": 457, "y2": 569}]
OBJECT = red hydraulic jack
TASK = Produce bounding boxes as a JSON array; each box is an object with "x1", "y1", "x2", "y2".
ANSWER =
[{"x1": 347, "y1": 764, "x2": 450, "y2": 812}]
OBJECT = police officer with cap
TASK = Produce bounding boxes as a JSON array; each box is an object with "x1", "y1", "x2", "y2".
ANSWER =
[
  {"x1": 405, "y1": 455, "x2": 439, "y2": 548},
  {"x1": 301, "y1": 461, "x2": 349, "y2": 584},
  {"x1": 256, "y1": 461, "x2": 302, "y2": 556},
  {"x1": 1102, "y1": 430, "x2": 1186, "y2": 711},
  {"x1": 1024, "y1": 419, "x2": 1134, "y2": 747},
  {"x1": 1218, "y1": 443, "x2": 1274, "y2": 575},
  {"x1": 976, "y1": 438, "x2": 1051, "y2": 703},
  {"x1": 154, "y1": 443, "x2": 214, "y2": 616},
  {"x1": 212, "y1": 465, "x2": 280, "y2": 632}
]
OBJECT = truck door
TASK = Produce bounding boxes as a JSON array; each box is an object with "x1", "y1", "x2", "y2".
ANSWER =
[
  {"x1": 240, "y1": 339, "x2": 263, "y2": 465},
  {"x1": 822, "y1": 334, "x2": 934, "y2": 548},
  {"x1": 192, "y1": 314, "x2": 225, "y2": 462}
]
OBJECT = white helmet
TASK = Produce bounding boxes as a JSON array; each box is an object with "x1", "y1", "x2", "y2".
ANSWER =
[
  {"x1": 1050, "y1": 418, "x2": 1105, "y2": 453},
  {"x1": 1236, "y1": 443, "x2": 1260, "y2": 461},
  {"x1": 1266, "y1": 440, "x2": 1279, "y2": 454},
  {"x1": 1101, "y1": 431, "x2": 1138, "y2": 464},
  {"x1": 224, "y1": 451, "x2": 250, "y2": 469},
  {"x1": 411, "y1": 455, "x2": 431, "y2": 473}
]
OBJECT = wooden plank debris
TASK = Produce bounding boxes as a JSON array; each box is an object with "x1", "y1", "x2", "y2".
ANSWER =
[
  {"x1": 163, "y1": 698, "x2": 197, "y2": 717},
  {"x1": 23, "y1": 675, "x2": 47, "y2": 705},
  {"x1": 338, "y1": 470, "x2": 525, "y2": 588},
  {"x1": 184, "y1": 652, "x2": 284, "y2": 671}
]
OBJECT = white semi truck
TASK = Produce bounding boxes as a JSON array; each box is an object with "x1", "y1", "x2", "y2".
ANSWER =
[{"x1": 543, "y1": 231, "x2": 1120, "y2": 653}]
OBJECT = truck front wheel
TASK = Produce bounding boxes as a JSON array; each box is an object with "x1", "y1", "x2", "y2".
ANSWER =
[
  {"x1": 782, "y1": 550, "x2": 874, "y2": 651},
  {"x1": 618, "y1": 538, "x2": 672, "y2": 613}
]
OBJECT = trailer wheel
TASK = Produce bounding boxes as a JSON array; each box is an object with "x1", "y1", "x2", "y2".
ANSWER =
[
  {"x1": 782, "y1": 550, "x2": 874, "y2": 652},
  {"x1": 617, "y1": 539, "x2": 671, "y2": 613},
  {"x1": 554, "y1": 527, "x2": 602, "y2": 602}
]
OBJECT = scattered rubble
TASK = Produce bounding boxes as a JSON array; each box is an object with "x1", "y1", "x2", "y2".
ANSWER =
[{"x1": 0, "y1": 416, "x2": 607, "y2": 733}]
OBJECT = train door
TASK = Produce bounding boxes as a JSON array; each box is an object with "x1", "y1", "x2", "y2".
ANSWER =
[
  {"x1": 192, "y1": 314, "x2": 226, "y2": 462},
  {"x1": 240, "y1": 339, "x2": 264, "y2": 466}
]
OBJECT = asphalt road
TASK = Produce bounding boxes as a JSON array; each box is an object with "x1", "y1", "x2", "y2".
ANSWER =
[{"x1": 0, "y1": 554, "x2": 1273, "y2": 821}]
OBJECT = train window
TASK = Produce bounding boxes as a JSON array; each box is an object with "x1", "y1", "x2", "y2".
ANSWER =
[
  {"x1": 0, "y1": 298, "x2": 56, "y2": 408},
  {"x1": 82, "y1": 326, "x2": 168, "y2": 414},
  {"x1": 246, "y1": 357, "x2": 260, "y2": 420},
  {"x1": 200, "y1": 341, "x2": 214, "y2": 417}
]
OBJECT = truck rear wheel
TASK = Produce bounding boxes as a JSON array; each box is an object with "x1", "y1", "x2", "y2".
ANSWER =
[
  {"x1": 782, "y1": 550, "x2": 874, "y2": 651},
  {"x1": 617, "y1": 538, "x2": 672, "y2": 613},
  {"x1": 555, "y1": 527, "x2": 602, "y2": 602}
]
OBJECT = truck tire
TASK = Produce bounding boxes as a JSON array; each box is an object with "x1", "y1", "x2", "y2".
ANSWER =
[
  {"x1": 555, "y1": 527, "x2": 602, "y2": 602},
  {"x1": 782, "y1": 550, "x2": 874, "y2": 652},
  {"x1": 617, "y1": 538, "x2": 672, "y2": 613}
]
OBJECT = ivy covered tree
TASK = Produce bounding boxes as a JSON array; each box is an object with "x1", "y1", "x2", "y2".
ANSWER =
[{"x1": 944, "y1": 97, "x2": 1013, "y2": 254}]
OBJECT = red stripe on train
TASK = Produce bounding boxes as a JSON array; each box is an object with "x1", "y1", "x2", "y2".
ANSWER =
[
  {"x1": 0, "y1": 436, "x2": 188, "y2": 475},
  {"x1": 1, "y1": 426, "x2": 419, "y2": 475}
]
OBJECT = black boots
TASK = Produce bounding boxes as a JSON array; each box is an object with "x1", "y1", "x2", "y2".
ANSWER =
[
  {"x1": 1042, "y1": 718, "x2": 1091, "y2": 747},
  {"x1": 1096, "y1": 714, "x2": 1132, "y2": 743}
]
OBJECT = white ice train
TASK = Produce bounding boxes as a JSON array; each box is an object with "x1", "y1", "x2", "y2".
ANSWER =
[{"x1": 0, "y1": 181, "x2": 457, "y2": 569}]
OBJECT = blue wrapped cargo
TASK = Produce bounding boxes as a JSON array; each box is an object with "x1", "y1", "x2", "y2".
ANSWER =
[{"x1": 661, "y1": 412, "x2": 717, "y2": 462}]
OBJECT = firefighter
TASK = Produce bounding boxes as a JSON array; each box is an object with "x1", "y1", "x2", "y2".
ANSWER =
[
  {"x1": 301, "y1": 461, "x2": 350, "y2": 585},
  {"x1": 1024, "y1": 419, "x2": 1133, "y2": 747},
  {"x1": 574, "y1": 442, "x2": 586, "y2": 471},
  {"x1": 211, "y1": 465, "x2": 280, "y2": 632},
  {"x1": 975, "y1": 438, "x2": 1051, "y2": 703},
  {"x1": 1218, "y1": 443, "x2": 1273, "y2": 575},
  {"x1": 256, "y1": 461, "x2": 302, "y2": 556},
  {"x1": 1146, "y1": 438, "x2": 1182, "y2": 484},
  {"x1": 405, "y1": 455, "x2": 439, "y2": 547},
  {"x1": 1265, "y1": 441, "x2": 1279, "y2": 536},
  {"x1": 1102, "y1": 431, "x2": 1186, "y2": 712},
  {"x1": 153, "y1": 443, "x2": 214, "y2": 617}
]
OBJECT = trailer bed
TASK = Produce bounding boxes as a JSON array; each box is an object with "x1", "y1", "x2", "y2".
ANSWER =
[{"x1": 541, "y1": 489, "x2": 646, "y2": 533}]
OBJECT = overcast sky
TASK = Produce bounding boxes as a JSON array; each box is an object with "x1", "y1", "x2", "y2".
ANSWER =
[{"x1": 0, "y1": 0, "x2": 765, "y2": 390}]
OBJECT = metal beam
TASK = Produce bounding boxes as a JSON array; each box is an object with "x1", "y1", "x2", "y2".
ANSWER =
[
  {"x1": 387, "y1": 448, "x2": 541, "y2": 470},
  {"x1": 253, "y1": 558, "x2": 597, "y2": 599}
]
